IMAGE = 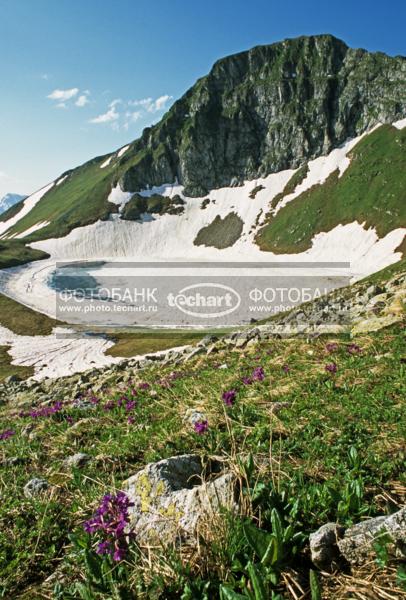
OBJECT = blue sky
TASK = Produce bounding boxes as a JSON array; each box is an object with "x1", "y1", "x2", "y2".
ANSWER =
[{"x1": 0, "y1": 0, "x2": 405, "y2": 198}]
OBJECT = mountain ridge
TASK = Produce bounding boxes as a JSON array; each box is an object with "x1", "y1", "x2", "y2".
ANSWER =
[{"x1": 0, "y1": 34, "x2": 404, "y2": 279}]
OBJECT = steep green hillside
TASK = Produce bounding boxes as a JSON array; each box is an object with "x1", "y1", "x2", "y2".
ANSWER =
[{"x1": 256, "y1": 124, "x2": 406, "y2": 253}]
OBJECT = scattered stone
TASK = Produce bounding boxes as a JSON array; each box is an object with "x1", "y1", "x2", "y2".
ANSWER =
[
  {"x1": 5, "y1": 374, "x2": 21, "y2": 384},
  {"x1": 310, "y1": 508, "x2": 406, "y2": 569},
  {"x1": 24, "y1": 478, "x2": 50, "y2": 498},
  {"x1": 198, "y1": 334, "x2": 219, "y2": 347},
  {"x1": 123, "y1": 454, "x2": 237, "y2": 545},
  {"x1": 72, "y1": 399, "x2": 97, "y2": 411},
  {"x1": 269, "y1": 401, "x2": 291, "y2": 414},
  {"x1": 183, "y1": 346, "x2": 206, "y2": 362},
  {"x1": 64, "y1": 453, "x2": 91, "y2": 468},
  {"x1": 184, "y1": 409, "x2": 208, "y2": 427},
  {"x1": 338, "y1": 507, "x2": 406, "y2": 565},
  {"x1": 1, "y1": 456, "x2": 28, "y2": 467},
  {"x1": 309, "y1": 523, "x2": 345, "y2": 570}
]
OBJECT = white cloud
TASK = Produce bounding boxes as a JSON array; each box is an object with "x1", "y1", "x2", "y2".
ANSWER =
[
  {"x1": 47, "y1": 88, "x2": 79, "y2": 102},
  {"x1": 153, "y1": 94, "x2": 172, "y2": 112},
  {"x1": 124, "y1": 110, "x2": 142, "y2": 130},
  {"x1": 89, "y1": 104, "x2": 120, "y2": 124},
  {"x1": 128, "y1": 95, "x2": 172, "y2": 113},
  {"x1": 56, "y1": 102, "x2": 67, "y2": 109},
  {"x1": 88, "y1": 94, "x2": 172, "y2": 130},
  {"x1": 75, "y1": 91, "x2": 90, "y2": 107},
  {"x1": 109, "y1": 99, "x2": 122, "y2": 108}
]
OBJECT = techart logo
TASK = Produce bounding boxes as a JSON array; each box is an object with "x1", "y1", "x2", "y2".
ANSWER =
[{"x1": 167, "y1": 283, "x2": 241, "y2": 318}]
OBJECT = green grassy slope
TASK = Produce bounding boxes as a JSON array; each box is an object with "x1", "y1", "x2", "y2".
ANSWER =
[
  {"x1": 0, "y1": 322, "x2": 404, "y2": 598},
  {"x1": 3, "y1": 160, "x2": 117, "y2": 241},
  {"x1": 0, "y1": 240, "x2": 49, "y2": 269},
  {"x1": 0, "y1": 293, "x2": 58, "y2": 336},
  {"x1": 0, "y1": 347, "x2": 34, "y2": 382},
  {"x1": 0, "y1": 199, "x2": 25, "y2": 223},
  {"x1": 256, "y1": 125, "x2": 406, "y2": 253}
]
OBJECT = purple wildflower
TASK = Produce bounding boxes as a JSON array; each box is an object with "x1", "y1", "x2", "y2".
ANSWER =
[
  {"x1": 252, "y1": 366, "x2": 265, "y2": 381},
  {"x1": 125, "y1": 400, "x2": 136, "y2": 411},
  {"x1": 194, "y1": 420, "x2": 208, "y2": 434},
  {"x1": 325, "y1": 362, "x2": 338, "y2": 374},
  {"x1": 97, "y1": 540, "x2": 112, "y2": 555},
  {"x1": 103, "y1": 401, "x2": 115, "y2": 411},
  {"x1": 282, "y1": 364, "x2": 290, "y2": 373},
  {"x1": 168, "y1": 371, "x2": 182, "y2": 381},
  {"x1": 113, "y1": 547, "x2": 126, "y2": 561},
  {"x1": 138, "y1": 382, "x2": 150, "y2": 390},
  {"x1": 347, "y1": 343, "x2": 361, "y2": 355},
  {"x1": 325, "y1": 342, "x2": 339, "y2": 353},
  {"x1": 222, "y1": 389, "x2": 236, "y2": 407},
  {"x1": 84, "y1": 491, "x2": 134, "y2": 561},
  {"x1": 242, "y1": 376, "x2": 253, "y2": 385},
  {"x1": 0, "y1": 429, "x2": 15, "y2": 441},
  {"x1": 127, "y1": 416, "x2": 135, "y2": 425},
  {"x1": 28, "y1": 401, "x2": 64, "y2": 419}
]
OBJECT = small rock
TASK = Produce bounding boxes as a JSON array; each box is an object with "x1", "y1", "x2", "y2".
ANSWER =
[
  {"x1": 269, "y1": 401, "x2": 291, "y2": 414},
  {"x1": 5, "y1": 374, "x2": 21, "y2": 384},
  {"x1": 64, "y1": 453, "x2": 91, "y2": 468},
  {"x1": 198, "y1": 334, "x2": 219, "y2": 348},
  {"x1": 338, "y1": 507, "x2": 406, "y2": 565},
  {"x1": 24, "y1": 478, "x2": 49, "y2": 498},
  {"x1": 2, "y1": 456, "x2": 28, "y2": 467},
  {"x1": 184, "y1": 409, "x2": 208, "y2": 427},
  {"x1": 309, "y1": 522, "x2": 345, "y2": 570},
  {"x1": 123, "y1": 454, "x2": 237, "y2": 545}
]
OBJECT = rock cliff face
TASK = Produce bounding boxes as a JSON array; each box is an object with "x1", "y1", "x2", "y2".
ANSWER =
[{"x1": 120, "y1": 34, "x2": 406, "y2": 196}]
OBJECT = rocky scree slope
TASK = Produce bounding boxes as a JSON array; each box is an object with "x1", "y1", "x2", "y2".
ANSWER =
[{"x1": 1, "y1": 262, "x2": 404, "y2": 406}]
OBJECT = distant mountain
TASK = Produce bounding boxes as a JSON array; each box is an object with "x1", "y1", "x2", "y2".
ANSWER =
[{"x1": 0, "y1": 193, "x2": 26, "y2": 215}]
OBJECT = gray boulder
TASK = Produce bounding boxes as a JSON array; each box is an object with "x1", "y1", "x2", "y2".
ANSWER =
[
  {"x1": 24, "y1": 478, "x2": 49, "y2": 498},
  {"x1": 123, "y1": 454, "x2": 237, "y2": 545},
  {"x1": 338, "y1": 507, "x2": 406, "y2": 565},
  {"x1": 310, "y1": 507, "x2": 406, "y2": 569},
  {"x1": 309, "y1": 522, "x2": 345, "y2": 570}
]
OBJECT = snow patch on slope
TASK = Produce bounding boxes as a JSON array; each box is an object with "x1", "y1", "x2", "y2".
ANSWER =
[
  {"x1": 393, "y1": 118, "x2": 406, "y2": 130},
  {"x1": 15, "y1": 221, "x2": 50, "y2": 239},
  {"x1": 273, "y1": 127, "x2": 380, "y2": 216},
  {"x1": 0, "y1": 182, "x2": 54, "y2": 238},
  {"x1": 0, "y1": 324, "x2": 120, "y2": 381},
  {"x1": 100, "y1": 156, "x2": 113, "y2": 169},
  {"x1": 107, "y1": 184, "x2": 133, "y2": 211},
  {"x1": 30, "y1": 169, "x2": 295, "y2": 259},
  {"x1": 117, "y1": 144, "x2": 130, "y2": 157}
]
